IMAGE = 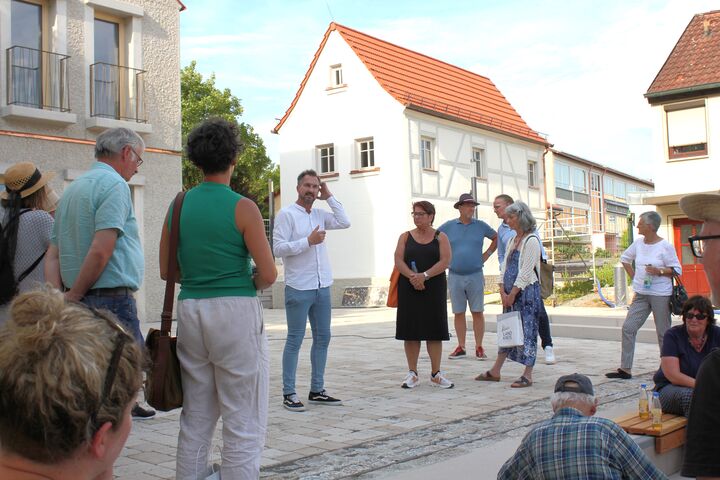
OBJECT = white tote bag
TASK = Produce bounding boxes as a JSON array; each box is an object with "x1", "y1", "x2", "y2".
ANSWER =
[{"x1": 496, "y1": 311, "x2": 524, "y2": 348}]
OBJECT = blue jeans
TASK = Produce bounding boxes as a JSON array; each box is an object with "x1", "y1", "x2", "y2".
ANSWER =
[
  {"x1": 82, "y1": 293, "x2": 144, "y2": 345},
  {"x1": 282, "y1": 286, "x2": 331, "y2": 395}
]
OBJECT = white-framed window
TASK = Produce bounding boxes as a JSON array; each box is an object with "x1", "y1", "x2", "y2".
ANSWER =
[
  {"x1": 420, "y1": 136, "x2": 435, "y2": 170},
  {"x1": 604, "y1": 176, "x2": 613, "y2": 195},
  {"x1": 614, "y1": 180, "x2": 626, "y2": 199},
  {"x1": 527, "y1": 160, "x2": 538, "y2": 187},
  {"x1": 356, "y1": 137, "x2": 374, "y2": 168},
  {"x1": 665, "y1": 101, "x2": 707, "y2": 159},
  {"x1": 572, "y1": 168, "x2": 587, "y2": 193},
  {"x1": 555, "y1": 163, "x2": 570, "y2": 189},
  {"x1": 317, "y1": 144, "x2": 335, "y2": 174},
  {"x1": 472, "y1": 147, "x2": 486, "y2": 179},
  {"x1": 330, "y1": 64, "x2": 343, "y2": 87}
]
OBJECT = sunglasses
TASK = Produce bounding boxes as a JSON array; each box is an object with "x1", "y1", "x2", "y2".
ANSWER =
[
  {"x1": 87, "y1": 307, "x2": 133, "y2": 429},
  {"x1": 685, "y1": 312, "x2": 709, "y2": 321}
]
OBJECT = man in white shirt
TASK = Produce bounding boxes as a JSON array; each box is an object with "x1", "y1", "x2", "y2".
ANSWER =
[{"x1": 273, "y1": 170, "x2": 351, "y2": 412}]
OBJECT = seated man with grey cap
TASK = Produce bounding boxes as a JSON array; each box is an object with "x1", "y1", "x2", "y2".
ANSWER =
[{"x1": 498, "y1": 373, "x2": 667, "y2": 479}]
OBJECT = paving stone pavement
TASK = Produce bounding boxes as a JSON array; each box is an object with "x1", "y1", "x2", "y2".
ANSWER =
[{"x1": 119, "y1": 304, "x2": 664, "y2": 479}]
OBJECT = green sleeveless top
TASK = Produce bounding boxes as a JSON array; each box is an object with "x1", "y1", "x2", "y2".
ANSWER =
[{"x1": 173, "y1": 182, "x2": 256, "y2": 300}]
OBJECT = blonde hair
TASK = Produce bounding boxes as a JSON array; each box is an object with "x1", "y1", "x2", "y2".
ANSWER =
[{"x1": 0, "y1": 287, "x2": 144, "y2": 463}]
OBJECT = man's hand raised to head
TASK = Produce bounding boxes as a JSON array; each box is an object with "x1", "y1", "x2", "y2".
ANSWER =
[
  {"x1": 308, "y1": 225, "x2": 326, "y2": 245},
  {"x1": 318, "y1": 181, "x2": 332, "y2": 200}
]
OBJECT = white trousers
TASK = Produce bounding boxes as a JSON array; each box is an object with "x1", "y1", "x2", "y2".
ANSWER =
[{"x1": 175, "y1": 296, "x2": 269, "y2": 480}]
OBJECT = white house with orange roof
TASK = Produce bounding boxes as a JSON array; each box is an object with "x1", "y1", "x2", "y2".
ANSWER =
[
  {"x1": 272, "y1": 23, "x2": 549, "y2": 306},
  {"x1": 633, "y1": 10, "x2": 720, "y2": 299}
]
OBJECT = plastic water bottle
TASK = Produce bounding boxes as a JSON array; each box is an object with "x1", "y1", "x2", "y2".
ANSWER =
[
  {"x1": 643, "y1": 265, "x2": 653, "y2": 289},
  {"x1": 638, "y1": 384, "x2": 649, "y2": 419},
  {"x1": 651, "y1": 392, "x2": 662, "y2": 431},
  {"x1": 410, "y1": 261, "x2": 418, "y2": 273}
]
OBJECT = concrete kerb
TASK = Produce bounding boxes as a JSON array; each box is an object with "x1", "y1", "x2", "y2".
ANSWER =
[{"x1": 123, "y1": 304, "x2": 666, "y2": 480}]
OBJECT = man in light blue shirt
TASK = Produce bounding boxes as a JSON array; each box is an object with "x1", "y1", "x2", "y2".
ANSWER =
[
  {"x1": 45, "y1": 127, "x2": 154, "y2": 418},
  {"x1": 438, "y1": 193, "x2": 497, "y2": 360},
  {"x1": 493, "y1": 194, "x2": 556, "y2": 364}
]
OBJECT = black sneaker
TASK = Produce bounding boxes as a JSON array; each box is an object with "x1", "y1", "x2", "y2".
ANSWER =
[
  {"x1": 131, "y1": 402, "x2": 156, "y2": 419},
  {"x1": 283, "y1": 393, "x2": 306, "y2": 412},
  {"x1": 308, "y1": 389, "x2": 343, "y2": 406}
]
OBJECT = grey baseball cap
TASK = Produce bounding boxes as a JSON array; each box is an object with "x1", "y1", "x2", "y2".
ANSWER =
[{"x1": 554, "y1": 373, "x2": 594, "y2": 395}]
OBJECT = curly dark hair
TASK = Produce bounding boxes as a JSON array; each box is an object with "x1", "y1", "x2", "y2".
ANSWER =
[
  {"x1": 682, "y1": 295, "x2": 715, "y2": 332},
  {"x1": 185, "y1": 118, "x2": 243, "y2": 174}
]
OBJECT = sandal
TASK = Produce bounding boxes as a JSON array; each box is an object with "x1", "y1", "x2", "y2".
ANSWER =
[
  {"x1": 510, "y1": 376, "x2": 532, "y2": 388},
  {"x1": 475, "y1": 370, "x2": 501, "y2": 382}
]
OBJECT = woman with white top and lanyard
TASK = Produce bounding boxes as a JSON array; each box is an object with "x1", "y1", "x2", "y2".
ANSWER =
[{"x1": 606, "y1": 211, "x2": 681, "y2": 380}]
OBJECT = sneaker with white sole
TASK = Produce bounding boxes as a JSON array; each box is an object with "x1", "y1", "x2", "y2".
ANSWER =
[
  {"x1": 430, "y1": 371, "x2": 454, "y2": 389},
  {"x1": 283, "y1": 393, "x2": 306, "y2": 412},
  {"x1": 448, "y1": 345, "x2": 466, "y2": 359},
  {"x1": 401, "y1": 370, "x2": 419, "y2": 389},
  {"x1": 544, "y1": 346, "x2": 556, "y2": 365},
  {"x1": 308, "y1": 389, "x2": 343, "y2": 405},
  {"x1": 475, "y1": 345, "x2": 488, "y2": 360}
]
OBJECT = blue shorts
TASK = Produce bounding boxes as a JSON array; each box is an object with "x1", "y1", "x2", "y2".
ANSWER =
[{"x1": 448, "y1": 271, "x2": 485, "y2": 314}]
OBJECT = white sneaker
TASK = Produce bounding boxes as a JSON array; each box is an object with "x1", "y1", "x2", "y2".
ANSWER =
[
  {"x1": 401, "y1": 371, "x2": 419, "y2": 389},
  {"x1": 430, "y1": 371, "x2": 454, "y2": 389},
  {"x1": 544, "y1": 346, "x2": 556, "y2": 365}
]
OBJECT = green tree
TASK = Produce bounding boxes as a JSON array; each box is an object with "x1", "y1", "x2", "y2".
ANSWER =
[{"x1": 181, "y1": 61, "x2": 278, "y2": 216}]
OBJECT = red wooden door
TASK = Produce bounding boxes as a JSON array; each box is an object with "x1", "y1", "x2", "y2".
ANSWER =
[{"x1": 673, "y1": 219, "x2": 711, "y2": 298}]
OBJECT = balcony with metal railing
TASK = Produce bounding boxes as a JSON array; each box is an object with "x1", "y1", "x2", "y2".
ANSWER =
[
  {"x1": 2, "y1": 46, "x2": 76, "y2": 124},
  {"x1": 90, "y1": 62, "x2": 147, "y2": 123}
]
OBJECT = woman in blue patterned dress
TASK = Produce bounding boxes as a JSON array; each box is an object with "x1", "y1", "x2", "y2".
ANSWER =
[{"x1": 476, "y1": 201, "x2": 542, "y2": 388}]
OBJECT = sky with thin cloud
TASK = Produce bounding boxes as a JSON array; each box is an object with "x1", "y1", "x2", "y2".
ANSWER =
[{"x1": 180, "y1": 0, "x2": 719, "y2": 181}]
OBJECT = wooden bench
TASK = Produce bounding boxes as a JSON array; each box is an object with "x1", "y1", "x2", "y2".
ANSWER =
[{"x1": 614, "y1": 412, "x2": 687, "y2": 454}]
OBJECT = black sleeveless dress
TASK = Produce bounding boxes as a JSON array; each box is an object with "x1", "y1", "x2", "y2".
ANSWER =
[{"x1": 395, "y1": 232, "x2": 449, "y2": 341}]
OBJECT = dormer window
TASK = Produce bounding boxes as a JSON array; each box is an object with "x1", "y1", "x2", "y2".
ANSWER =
[
  {"x1": 330, "y1": 64, "x2": 343, "y2": 88},
  {"x1": 665, "y1": 101, "x2": 708, "y2": 159}
]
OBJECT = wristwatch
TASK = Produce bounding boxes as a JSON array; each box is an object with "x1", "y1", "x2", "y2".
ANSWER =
[{"x1": 423, "y1": 271, "x2": 429, "y2": 279}]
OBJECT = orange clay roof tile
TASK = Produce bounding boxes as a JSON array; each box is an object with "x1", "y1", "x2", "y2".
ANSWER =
[
  {"x1": 647, "y1": 10, "x2": 720, "y2": 95},
  {"x1": 273, "y1": 23, "x2": 546, "y2": 144}
]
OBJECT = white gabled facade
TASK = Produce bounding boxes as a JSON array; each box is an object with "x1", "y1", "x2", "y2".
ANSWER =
[{"x1": 274, "y1": 26, "x2": 546, "y2": 306}]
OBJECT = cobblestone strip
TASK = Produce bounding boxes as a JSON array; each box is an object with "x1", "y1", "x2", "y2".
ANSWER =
[{"x1": 260, "y1": 374, "x2": 652, "y2": 479}]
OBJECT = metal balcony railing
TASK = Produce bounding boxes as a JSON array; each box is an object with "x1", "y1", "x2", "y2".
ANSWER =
[
  {"x1": 90, "y1": 62, "x2": 147, "y2": 123},
  {"x1": 6, "y1": 46, "x2": 70, "y2": 112}
]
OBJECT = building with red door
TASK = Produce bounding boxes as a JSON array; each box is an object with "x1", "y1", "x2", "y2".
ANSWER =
[{"x1": 633, "y1": 10, "x2": 720, "y2": 298}]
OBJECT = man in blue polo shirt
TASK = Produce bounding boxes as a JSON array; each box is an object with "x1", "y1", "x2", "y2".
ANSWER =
[
  {"x1": 45, "y1": 127, "x2": 154, "y2": 418},
  {"x1": 438, "y1": 193, "x2": 497, "y2": 360}
]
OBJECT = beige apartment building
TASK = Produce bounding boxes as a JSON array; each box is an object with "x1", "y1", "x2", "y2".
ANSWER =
[{"x1": 0, "y1": 0, "x2": 184, "y2": 321}]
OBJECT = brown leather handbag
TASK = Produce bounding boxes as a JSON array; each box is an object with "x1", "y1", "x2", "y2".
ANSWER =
[{"x1": 145, "y1": 191, "x2": 185, "y2": 411}]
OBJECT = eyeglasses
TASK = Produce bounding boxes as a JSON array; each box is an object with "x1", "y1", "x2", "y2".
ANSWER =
[
  {"x1": 130, "y1": 147, "x2": 143, "y2": 167},
  {"x1": 685, "y1": 312, "x2": 709, "y2": 321},
  {"x1": 688, "y1": 234, "x2": 720, "y2": 258},
  {"x1": 88, "y1": 307, "x2": 133, "y2": 430},
  {"x1": 411, "y1": 212, "x2": 428, "y2": 217}
]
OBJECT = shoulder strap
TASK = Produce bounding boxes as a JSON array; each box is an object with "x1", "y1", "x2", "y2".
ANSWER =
[
  {"x1": 16, "y1": 251, "x2": 47, "y2": 284},
  {"x1": 161, "y1": 192, "x2": 186, "y2": 335}
]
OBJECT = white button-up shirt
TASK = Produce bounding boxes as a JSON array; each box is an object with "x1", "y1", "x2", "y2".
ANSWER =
[{"x1": 273, "y1": 196, "x2": 351, "y2": 290}]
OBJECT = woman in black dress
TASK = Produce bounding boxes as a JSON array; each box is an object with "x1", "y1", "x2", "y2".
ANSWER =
[{"x1": 394, "y1": 200, "x2": 453, "y2": 389}]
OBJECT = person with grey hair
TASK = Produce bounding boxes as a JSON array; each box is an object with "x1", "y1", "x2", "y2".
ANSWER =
[
  {"x1": 498, "y1": 373, "x2": 667, "y2": 479},
  {"x1": 606, "y1": 210, "x2": 681, "y2": 380},
  {"x1": 44, "y1": 127, "x2": 155, "y2": 418},
  {"x1": 476, "y1": 201, "x2": 542, "y2": 388}
]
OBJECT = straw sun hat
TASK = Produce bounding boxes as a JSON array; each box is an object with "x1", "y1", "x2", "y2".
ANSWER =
[
  {"x1": 0, "y1": 162, "x2": 55, "y2": 200},
  {"x1": 679, "y1": 191, "x2": 720, "y2": 223}
]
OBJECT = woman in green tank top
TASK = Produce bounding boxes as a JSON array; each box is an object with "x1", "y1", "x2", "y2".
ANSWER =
[{"x1": 159, "y1": 118, "x2": 277, "y2": 479}]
